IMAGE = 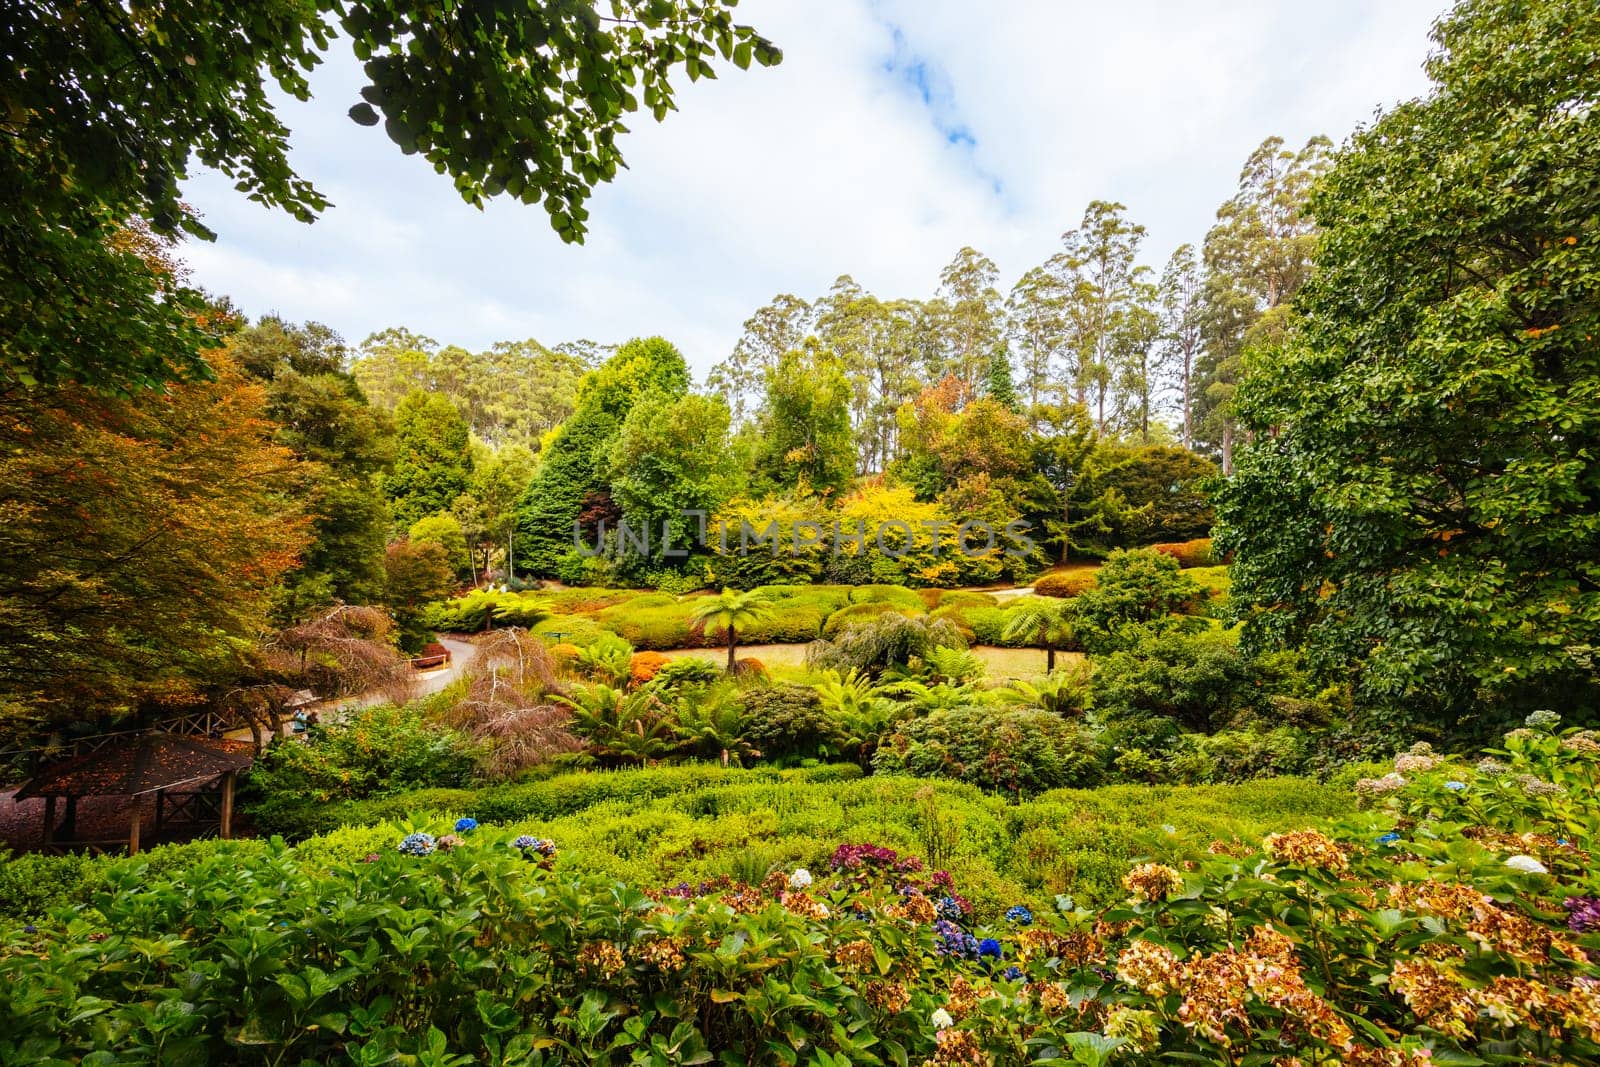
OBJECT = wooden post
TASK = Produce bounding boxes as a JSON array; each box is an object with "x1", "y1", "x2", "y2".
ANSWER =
[
  {"x1": 155, "y1": 789, "x2": 165, "y2": 831},
  {"x1": 128, "y1": 806, "x2": 141, "y2": 856},
  {"x1": 63, "y1": 795, "x2": 77, "y2": 840},
  {"x1": 220, "y1": 771, "x2": 235, "y2": 840},
  {"x1": 42, "y1": 795, "x2": 56, "y2": 847}
]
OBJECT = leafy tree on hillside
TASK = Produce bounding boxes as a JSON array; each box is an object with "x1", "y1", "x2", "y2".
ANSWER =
[
  {"x1": 0, "y1": 355, "x2": 309, "y2": 726},
  {"x1": 1005, "y1": 266, "x2": 1071, "y2": 424},
  {"x1": 1051, "y1": 201, "x2": 1150, "y2": 431},
  {"x1": 227, "y1": 317, "x2": 394, "y2": 618},
  {"x1": 459, "y1": 444, "x2": 537, "y2": 578},
  {"x1": 1193, "y1": 135, "x2": 1331, "y2": 471},
  {"x1": 606, "y1": 392, "x2": 735, "y2": 570},
  {"x1": 1076, "y1": 445, "x2": 1217, "y2": 547},
  {"x1": 753, "y1": 340, "x2": 856, "y2": 498},
  {"x1": 410, "y1": 512, "x2": 473, "y2": 583},
  {"x1": 1216, "y1": 0, "x2": 1600, "y2": 729},
  {"x1": 930, "y1": 248, "x2": 1005, "y2": 393},
  {"x1": 385, "y1": 391, "x2": 472, "y2": 531},
  {"x1": 707, "y1": 294, "x2": 812, "y2": 425},
  {"x1": 351, "y1": 332, "x2": 591, "y2": 450},
  {"x1": 812, "y1": 278, "x2": 923, "y2": 475},
  {"x1": 516, "y1": 337, "x2": 691, "y2": 574},
  {"x1": 3, "y1": 0, "x2": 778, "y2": 392},
  {"x1": 383, "y1": 539, "x2": 455, "y2": 650},
  {"x1": 1156, "y1": 244, "x2": 1206, "y2": 449}
]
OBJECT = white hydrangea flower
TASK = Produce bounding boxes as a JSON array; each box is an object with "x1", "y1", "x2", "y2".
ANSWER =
[
  {"x1": 931, "y1": 1008, "x2": 954, "y2": 1030},
  {"x1": 788, "y1": 868, "x2": 812, "y2": 890},
  {"x1": 1505, "y1": 854, "x2": 1548, "y2": 875}
]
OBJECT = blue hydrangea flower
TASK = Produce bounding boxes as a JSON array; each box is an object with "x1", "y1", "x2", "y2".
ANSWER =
[
  {"x1": 1002, "y1": 965, "x2": 1023, "y2": 981},
  {"x1": 1444, "y1": 781, "x2": 1466, "y2": 792},
  {"x1": 1375, "y1": 831, "x2": 1402, "y2": 846},
  {"x1": 1005, "y1": 905, "x2": 1034, "y2": 925},
  {"x1": 977, "y1": 938, "x2": 1002, "y2": 959},
  {"x1": 936, "y1": 895, "x2": 964, "y2": 921},
  {"x1": 511, "y1": 834, "x2": 538, "y2": 850},
  {"x1": 397, "y1": 832, "x2": 436, "y2": 856},
  {"x1": 932, "y1": 919, "x2": 978, "y2": 958},
  {"x1": 455, "y1": 817, "x2": 479, "y2": 833}
]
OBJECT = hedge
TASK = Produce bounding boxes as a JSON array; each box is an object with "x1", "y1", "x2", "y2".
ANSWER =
[
  {"x1": 1032, "y1": 569, "x2": 1099, "y2": 598},
  {"x1": 1149, "y1": 537, "x2": 1215, "y2": 567}
]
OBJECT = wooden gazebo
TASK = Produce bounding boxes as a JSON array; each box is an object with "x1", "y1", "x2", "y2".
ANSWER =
[{"x1": 15, "y1": 733, "x2": 255, "y2": 854}]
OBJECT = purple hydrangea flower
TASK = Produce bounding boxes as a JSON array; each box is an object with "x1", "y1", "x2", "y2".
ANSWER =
[
  {"x1": 1565, "y1": 896, "x2": 1600, "y2": 933},
  {"x1": 933, "y1": 919, "x2": 978, "y2": 958},
  {"x1": 510, "y1": 836, "x2": 557, "y2": 858}
]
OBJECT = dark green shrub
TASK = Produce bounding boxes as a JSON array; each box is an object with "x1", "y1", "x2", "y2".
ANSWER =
[
  {"x1": 1068, "y1": 549, "x2": 1203, "y2": 653},
  {"x1": 0, "y1": 850, "x2": 99, "y2": 921},
  {"x1": 739, "y1": 684, "x2": 841, "y2": 764},
  {"x1": 651, "y1": 657, "x2": 723, "y2": 690},
  {"x1": 0, "y1": 839, "x2": 275, "y2": 922},
  {"x1": 873, "y1": 707, "x2": 1104, "y2": 794},
  {"x1": 1090, "y1": 625, "x2": 1266, "y2": 739}
]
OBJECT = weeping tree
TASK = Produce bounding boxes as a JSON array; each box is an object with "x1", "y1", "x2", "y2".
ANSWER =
[
  {"x1": 805, "y1": 614, "x2": 967, "y2": 679},
  {"x1": 266, "y1": 604, "x2": 410, "y2": 700},
  {"x1": 441, "y1": 629, "x2": 579, "y2": 780}
]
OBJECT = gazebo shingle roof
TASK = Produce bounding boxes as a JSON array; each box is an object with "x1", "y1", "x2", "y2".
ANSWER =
[{"x1": 15, "y1": 733, "x2": 254, "y2": 801}]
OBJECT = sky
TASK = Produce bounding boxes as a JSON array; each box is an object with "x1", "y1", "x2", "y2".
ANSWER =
[{"x1": 179, "y1": 1, "x2": 1448, "y2": 380}]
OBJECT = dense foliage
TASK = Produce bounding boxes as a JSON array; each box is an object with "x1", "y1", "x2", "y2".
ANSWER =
[
  {"x1": 1216, "y1": 0, "x2": 1600, "y2": 731},
  {"x1": 0, "y1": 354, "x2": 307, "y2": 727},
  {"x1": 1, "y1": 0, "x2": 778, "y2": 391},
  {"x1": 10, "y1": 717, "x2": 1600, "y2": 1064}
]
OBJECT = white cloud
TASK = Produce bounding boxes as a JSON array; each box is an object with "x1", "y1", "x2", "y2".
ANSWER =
[{"x1": 178, "y1": 0, "x2": 1446, "y2": 377}]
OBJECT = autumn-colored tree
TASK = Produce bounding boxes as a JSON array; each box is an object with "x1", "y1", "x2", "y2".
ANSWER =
[
  {"x1": 0, "y1": 355, "x2": 308, "y2": 727},
  {"x1": 382, "y1": 538, "x2": 455, "y2": 651}
]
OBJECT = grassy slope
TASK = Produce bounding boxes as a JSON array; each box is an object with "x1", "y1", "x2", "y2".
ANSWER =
[{"x1": 290, "y1": 764, "x2": 1352, "y2": 920}]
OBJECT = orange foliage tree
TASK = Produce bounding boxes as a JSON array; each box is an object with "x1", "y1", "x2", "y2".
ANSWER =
[{"x1": 0, "y1": 354, "x2": 309, "y2": 728}]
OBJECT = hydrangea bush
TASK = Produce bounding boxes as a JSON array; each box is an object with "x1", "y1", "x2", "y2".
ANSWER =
[{"x1": 4, "y1": 714, "x2": 1599, "y2": 1064}]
